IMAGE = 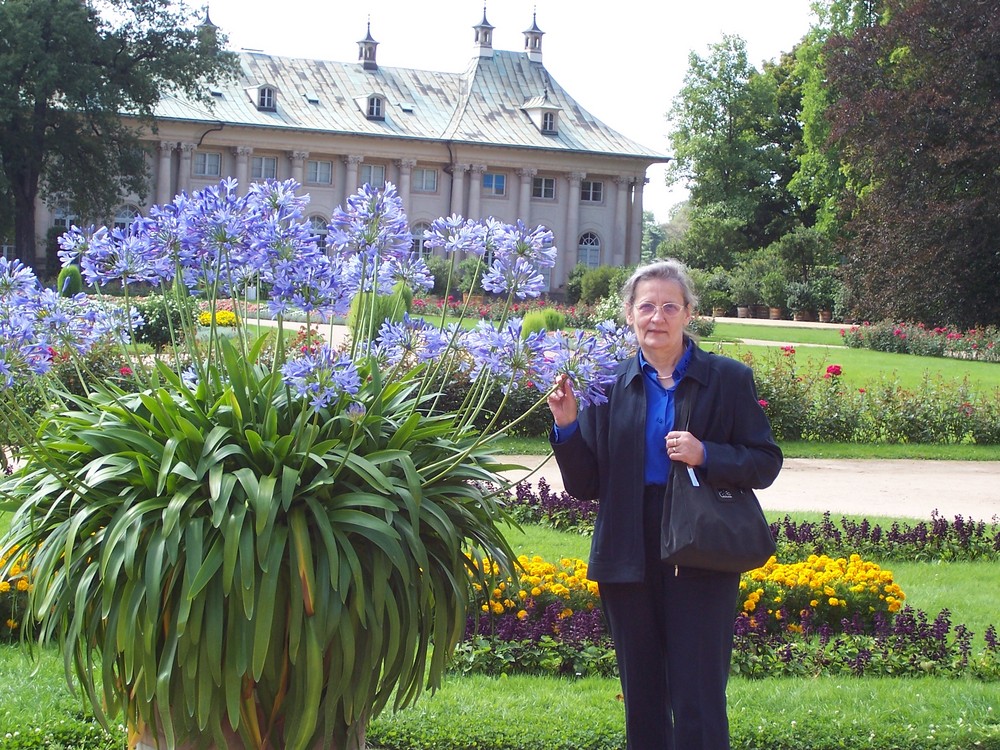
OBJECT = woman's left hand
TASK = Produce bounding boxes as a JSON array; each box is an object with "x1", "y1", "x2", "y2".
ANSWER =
[{"x1": 665, "y1": 430, "x2": 704, "y2": 466}]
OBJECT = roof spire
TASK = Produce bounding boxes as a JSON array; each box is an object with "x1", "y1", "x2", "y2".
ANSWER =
[
  {"x1": 358, "y1": 18, "x2": 379, "y2": 70},
  {"x1": 473, "y1": 5, "x2": 495, "y2": 58},
  {"x1": 523, "y1": 9, "x2": 544, "y2": 63}
]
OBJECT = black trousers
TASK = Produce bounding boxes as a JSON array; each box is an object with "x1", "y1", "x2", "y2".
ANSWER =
[{"x1": 598, "y1": 485, "x2": 740, "y2": 750}]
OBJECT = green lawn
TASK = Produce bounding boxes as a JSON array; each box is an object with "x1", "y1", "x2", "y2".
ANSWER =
[{"x1": 708, "y1": 321, "x2": 847, "y2": 346}]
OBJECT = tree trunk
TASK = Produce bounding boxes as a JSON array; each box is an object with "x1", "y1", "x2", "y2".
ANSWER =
[{"x1": 11, "y1": 164, "x2": 40, "y2": 270}]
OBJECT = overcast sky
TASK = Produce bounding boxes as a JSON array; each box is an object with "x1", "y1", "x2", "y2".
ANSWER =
[{"x1": 206, "y1": 0, "x2": 818, "y2": 222}]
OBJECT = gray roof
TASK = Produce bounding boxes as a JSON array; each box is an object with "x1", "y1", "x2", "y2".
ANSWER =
[{"x1": 154, "y1": 49, "x2": 667, "y2": 162}]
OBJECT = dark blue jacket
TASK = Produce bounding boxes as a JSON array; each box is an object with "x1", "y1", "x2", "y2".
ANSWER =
[{"x1": 551, "y1": 343, "x2": 782, "y2": 583}]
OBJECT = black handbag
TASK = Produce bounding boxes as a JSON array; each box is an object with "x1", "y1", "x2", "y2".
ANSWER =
[{"x1": 660, "y1": 381, "x2": 776, "y2": 574}]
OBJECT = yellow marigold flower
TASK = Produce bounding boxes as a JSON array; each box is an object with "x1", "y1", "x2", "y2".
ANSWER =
[
  {"x1": 530, "y1": 587, "x2": 542, "y2": 597},
  {"x1": 0, "y1": 582, "x2": 9, "y2": 593},
  {"x1": 518, "y1": 590, "x2": 528, "y2": 600},
  {"x1": 6, "y1": 619, "x2": 17, "y2": 630},
  {"x1": 492, "y1": 588, "x2": 502, "y2": 599},
  {"x1": 559, "y1": 608, "x2": 573, "y2": 619},
  {"x1": 810, "y1": 599, "x2": 819, "y2": 608},
  {"x1": 490, "y1": 601, "x2": 504, "y2": 615},
  {"x1": 828, "y1": 597, "x2": 840, "y2": 606},
  {"x1": 516, "y1": 610, "x2": 528, "y2": 620},
  {"x1": 16, "y1": 579, "x2": 29, "y2": 592}
]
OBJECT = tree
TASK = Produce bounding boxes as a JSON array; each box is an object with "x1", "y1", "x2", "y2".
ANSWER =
[
  {"x1": 666, "y1": 35, "x2": 808, "y2": 265},
  {"x1": 0, "y1": 0, "x2": 236, "y2": 268},
  {"x1": 824, "y1": 0, "x2": 1000, "y2": 326}
]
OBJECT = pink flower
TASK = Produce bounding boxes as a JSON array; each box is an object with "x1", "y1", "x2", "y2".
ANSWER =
[
  {"x1": 119, "y1": 366, "x2": 133, "y2": 376},
  {"x1": 858, "y1": 388, "x2": 866, "y2": 394},
  {"x1": 758, "y1": 399, "x2": 769, "y2": 409},
  {"x1": 781, "y1": 345, "x2": 795, "y2": 356},
  {"x1": 826, "y1": 364, "x2": 842, "y2": 377}
]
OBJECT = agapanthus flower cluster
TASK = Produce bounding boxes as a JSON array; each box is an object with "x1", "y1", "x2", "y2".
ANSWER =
[
  {"x1": 0, "y1": 258, "x2": 137, "y2": 389},
  {"x1": 280, "y1": 345, "x2": 361, "y2": 410}
]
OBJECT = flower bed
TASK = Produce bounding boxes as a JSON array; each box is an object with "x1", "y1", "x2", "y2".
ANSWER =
[
  {"x1": 841, "y1": 321, "x2": 1000, "y2": 362},
  {"x1": 456, "y1": 550, "x2": 999, "y2": 679}
]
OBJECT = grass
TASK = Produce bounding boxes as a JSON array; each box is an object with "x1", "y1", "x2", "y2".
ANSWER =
[{"x1": 708, "y1": 321, "x2": 848, "y2": 347}]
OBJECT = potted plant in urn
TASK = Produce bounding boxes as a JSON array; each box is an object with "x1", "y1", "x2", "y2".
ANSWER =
[
  {"x1": 760, "y1": 270, "x2": 789, "y2": 320},
  {"x1": 786, "y1": 280, "x2": 818, "y2": 322},
  {"x1": 0, "y1": 181, "x2": 630, "y2": 749}
]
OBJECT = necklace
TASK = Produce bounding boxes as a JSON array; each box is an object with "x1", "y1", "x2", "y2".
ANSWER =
[{"x1": 657, "y1": 374, "x2": 674, "y2": 381}]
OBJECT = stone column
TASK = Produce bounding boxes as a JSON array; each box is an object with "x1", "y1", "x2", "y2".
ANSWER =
[
  {"x1": 613, "y1": 176, "x2": 632, "y2": 267},
  {"x1": 234, "y1": 146, "x2": 252, "y2": 194},
  {"x1": 517, "y1": 167, "x2": 537, "y2": 223},
  {"x1": 628, "y1": 177, "x2": 647, "y2": 266},
  {"x1": 396, "y1": 158, "x2": 416, "y2": 213},
  {"x1": 343, "y1": 155, "x2": 363, "y2": 201},
  {"x1": 450, "y1": 163, "x2": 469, "y2": 217},
  {"x1": 468, "y1": 164, "x2": 487, "y2": 219},
  {"x1": 156, "y1": 141, "x2": 176, "y2": 204},
  {"x1": 289, "y1": 150, "x2": 308, "y2": 185},
  {"x1": 178, "y1": 143, "x2": 196, "y2": 195},
  {"x1": 560, "y1": 171, "x2": 586, "y2": 287}
]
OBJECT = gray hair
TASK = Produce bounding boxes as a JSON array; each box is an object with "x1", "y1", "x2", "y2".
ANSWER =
[{"x1": 621, "y1": 259, "x2": 699, "y2": 310}]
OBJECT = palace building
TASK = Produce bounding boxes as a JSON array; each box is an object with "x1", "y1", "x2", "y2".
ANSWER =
[{"x1": 32, "y1": 11, "x2": 668, "y2": 295}]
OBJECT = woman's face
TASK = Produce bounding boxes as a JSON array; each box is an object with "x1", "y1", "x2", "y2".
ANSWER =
[{"x1": 625, "y1": 277, "x2": 692, "y2": 356}]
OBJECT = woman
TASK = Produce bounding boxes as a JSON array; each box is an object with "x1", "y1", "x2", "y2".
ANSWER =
[{"x1": 547, "y1": 259, "x2": 782, "y2": 750}]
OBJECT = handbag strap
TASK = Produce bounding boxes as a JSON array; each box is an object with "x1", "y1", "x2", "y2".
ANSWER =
[{"x1": 676, "y1": 376, "x2": 700, "y2": 433}]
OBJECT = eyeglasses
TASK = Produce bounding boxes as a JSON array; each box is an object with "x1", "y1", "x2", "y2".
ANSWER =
[{"x1": 633, "y1": 301, "x2": 685, "y2": 318}]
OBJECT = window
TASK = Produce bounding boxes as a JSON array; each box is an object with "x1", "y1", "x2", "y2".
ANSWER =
[
  {"x1": 578, "y1": 232, "x2": 601, "y2": 269},
  {"x1": 367, "y1": 95, "x2": 384, "y2": 119},
  {"x1": 360, "y1": 163, "x2": 385, "y2": 187},
  {"x1": 113, "y1": 206, "x2": 140, "y2": 231},
  {"x1": 482, "y1": 172, "x2": 506, "y2": 197},
  {"x1": 581, "y1": 180, "x2": 604, "y2": 202},
  {"x1": 542, "y1": 112, "x2": 556, "y2": 133},
  {"x1": 258, "y1": 86, "x2": 276, "y2": 111},
  {"x1": 532, "y1": 176, "x2": 556, "y2": 200},
  {"x1": 52, "y1": 207, "x2": 78, "y2": 230},
  {"x1": 410, "y1": 222, "x2": 431, "y2": 258},
  {"x1": 309, "y1": 215, "x2": 329, "y2": 249},
  {"x1": 306, "y1": 160, "x2": 333, "y2": 185},
  {"x1": 252, "y1": 156, "x2": 277, "y2": 180},
  {"x1": 193, "y1": 151, "x2": 222, "y2": 177},
  {"x1": 412, "y1": 168, "x2": 438, "y2": 193}
]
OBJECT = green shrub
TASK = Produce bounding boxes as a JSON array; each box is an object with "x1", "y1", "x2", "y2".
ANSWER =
[
  {"x1": 521, "y1": 308, "x2": 566, "y2": 338},
  {"x1": 130, "y1": 293, "x2": 197, "y2": 349},
  {"x1": 56, "y1": 264, "x2": 84, "y2": 297},
  {"x1": 347, "y1": 282, "x2": 412, "y2": 341},
  {"x1": 579, "y1": 266, "x2": 619, "y2": 305},
  {"x1": 424, "y1": 254, "x2": 455, "y2": 297},
  {"x1": 565, "y1": 263, "x2": 588, "y2": 304}
]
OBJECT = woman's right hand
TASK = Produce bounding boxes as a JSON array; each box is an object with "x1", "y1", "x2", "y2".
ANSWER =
[{"x1": 547, "y1": 373, "x2": 579, "y2": 428}]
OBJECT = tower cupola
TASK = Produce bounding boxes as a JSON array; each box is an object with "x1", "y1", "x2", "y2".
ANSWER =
[
  {"x1": 523, "y1": 12, "x2": 544, "y2": 63},
  {"x1": 358, "y1": 21, "x2": 379, "y2": 71},
  {"x1": 473, "y1": 7, "x2": 495, "y2": 59}
]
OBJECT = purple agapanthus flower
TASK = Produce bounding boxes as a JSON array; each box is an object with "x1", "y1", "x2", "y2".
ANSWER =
[
  {"x1": 532, "y1": 330, "x2": 620, "y2": 409},
  {"x1": 376, "y1": 314, "x2": 449, "y2": 366},
  {"x1": 281, "y1": 345, "x2": 361, "y2": 411},
  {"x1": 463, "y1": 318, "x2": 547, "y2": 392},
  {"x1": 481, "y1": 255, "x2": 546, "y2": 299}
]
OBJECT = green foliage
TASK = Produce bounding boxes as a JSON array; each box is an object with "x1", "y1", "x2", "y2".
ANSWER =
[
  {"x1": 760, "y1": 270, "x2": 789, "y2": 309},
  {"x1": 56, "y1": 264, "x2": 83, "y2": 297},
  {"x1": 842, "y1": 321, "x2": 1000, "y2": 363},
  {"x1": 578, "y1": 265, "x2": 620, "y2": 305},
  {"x1": 785, "y1": 280, "x2": 816, "y2": 313},
  {"x1": 521, "y1": 308, "x2": 566, "y2": 338},
  {"x1": 457, "y1": 256, "x2": 486, "y2": 295},
  {"x1": 423, "y1": 255, "x2": 455, "y2": 297},
  {"x1": 347, "y1": 283, "x2": 412, "y2": 341},
  {"x1": 564, "y1": 263, "x2": 588, "y2": 305},
  {"x1": 129, "y1": 293, "x2": 197, "y2": 349}
]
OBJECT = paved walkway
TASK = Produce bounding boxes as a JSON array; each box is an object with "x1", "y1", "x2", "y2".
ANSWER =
[{"x1": 499, "y1": 454, "x2": 1000, "y2": 521}]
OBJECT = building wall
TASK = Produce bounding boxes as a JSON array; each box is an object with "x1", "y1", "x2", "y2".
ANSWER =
[{"x1": 33, "y1": 122, "x2": 650, "y2": 295}]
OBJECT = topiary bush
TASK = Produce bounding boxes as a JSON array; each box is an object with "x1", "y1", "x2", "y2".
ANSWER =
[
  {"x1": 56, "y1": 264, "x2": 83, "y2": 297},
  {"x1": 521, "y1": 308, "x2": 566, "y2": 338},
  {"x1": 347, "y1": 282, "x2": 412, "y2": 341}
]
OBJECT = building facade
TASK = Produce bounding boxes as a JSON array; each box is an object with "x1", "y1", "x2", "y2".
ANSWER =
[{"x1": 32, "y1": 12, "x2": 668, "y2": 294}]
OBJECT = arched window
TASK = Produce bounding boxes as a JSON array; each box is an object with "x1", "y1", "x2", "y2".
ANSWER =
[
  {"x1": 410, "y1": 222, "x2": 431, "y2": 259},
  {"x1": 578, "y1": 232, "x2": 601, "y2": 269},
  {"x1": 309, "y1": 215, "x2": 329, "y2": 250},
  {"x1": 114, "y1": 205, "x2": 140, "y2": 231}
]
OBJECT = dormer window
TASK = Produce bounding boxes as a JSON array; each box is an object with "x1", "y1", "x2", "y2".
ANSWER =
[
  {"x1": 542, "y1": 112, "x2": 557, "y2": 134},
  {"x1": 258, "y1": 86, "x2": 276, "y2": 111},
  {"x1": 367, "y1": 95, "x2": 384, "y2": 120}
]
